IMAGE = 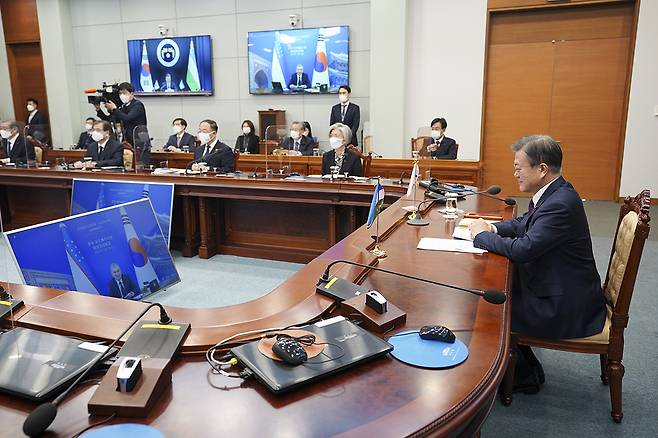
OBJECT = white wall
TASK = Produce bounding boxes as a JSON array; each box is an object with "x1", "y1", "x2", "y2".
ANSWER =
[
  {"x1": 63, "y1": 0, "x2": 370, "y2": 149},
  {"x1": 0, "y1": 7, "x2": 14, "y2": 120},
  {"x1": 404, "y1": 0, "x2": 487, "y2": 160},
  {"x1": 619, "y1": 0, "x2": 658, "y2": 198}
]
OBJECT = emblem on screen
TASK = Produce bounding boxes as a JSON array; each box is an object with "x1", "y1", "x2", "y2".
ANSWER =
[{"x1": 156, "y1": 38, "x2": 180, "y2": 67}]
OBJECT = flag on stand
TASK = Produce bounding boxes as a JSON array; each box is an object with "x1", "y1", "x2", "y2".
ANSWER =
[
  {"x1": 139, "y1": 41, "x2": 154, "y2": 92},
  {"x1": 366, "y1": 182, "x2": 385, "y2": 228},
  {"x1": 186, "y1": 40, "x2": 201, "y2": 92},
  {"x1": 406, "y1": 161, "x2": 419, "y2": 199}
]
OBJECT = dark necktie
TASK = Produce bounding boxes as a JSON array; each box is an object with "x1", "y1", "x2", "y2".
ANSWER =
[
  {"x1": 7, "y1": 140, "x2": 12, "y2": 154},
  {"x1": 528, "y1": 199, "x2": 535, "y2": 215},
  {"x1": 341, "y1": 104, "x2": 347, "y2": 121},
  {"x1": 203, "y1": 145, "x2": 210, "y2": 158},
  {"x1": 297, "y1": 75, "x2": 301, "y2": 86},
  {"x1": 294, "y1": 140, "x2": 300, "y2": 151},
  {"x1": 118, "y1": 280, "x2": 124, "y2": 297},
  {"x1": 98, "y1": 145, "x2": 104, "y2": 158}
]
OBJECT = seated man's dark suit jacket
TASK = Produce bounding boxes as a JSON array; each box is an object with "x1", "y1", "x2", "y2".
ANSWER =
[
  {"x1": 108, "y1": 274, "x2": 139, "y2": 299},
  {"x1": 430, "y1": 136, "x2": 458, "y2": 160},
  {"x1": 1, "y1": 135, "x2": 36, "y2": 163},
  {"x1": 280, "y1": 136, "x2": 314, "y2": 156},
  {"x1": 193, "y1": 140, "x2": 235, "y2": 173},
  {"x1": 84, "y1": 138, "x2": 124, "y2": 167},
  {"x1": 473, "y1": 176, "x2": 606, "y2": 340},
  {"x1": 165, "y1": 132, "x2": 196, "y2": 150}
]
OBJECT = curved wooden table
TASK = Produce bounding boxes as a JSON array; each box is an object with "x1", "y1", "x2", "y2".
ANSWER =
[{"x1": 0, "y1": 170, "x2": 513, "y2": 437}]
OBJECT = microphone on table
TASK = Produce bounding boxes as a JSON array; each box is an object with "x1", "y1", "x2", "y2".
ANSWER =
[
  {"x1": 369, "y1": 151, "x2": 383, "y2": 158},
  {"x1": 23, "y1": 303, "x2": 173, "y2": 437},
  {"x1": 316, "y1": 259, "x2": 507, "y2": 305},
  {"x1": 251, "y1": 166, "x2": 261, "y2": 178},
  {"x1": 463, "y1": 185, "x2": 516, "y2": 206},
  {"x1": 396, "y1": 171, "x2": 406, "y2": 185}
]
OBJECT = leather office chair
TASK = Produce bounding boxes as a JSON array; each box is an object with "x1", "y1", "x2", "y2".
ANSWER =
[
  {"x1": 123, "y1": 144, "x2": 135, "y2": 170},
  {"x1": 34, "y1": 145, "x2": 43, "y2": 164},
  {"x1": 500, "y1": 190, "x2": 651, "y2": 423},
  {"x1": 362, "y1": 154, "x2": 372, "y2": 177},
  {"x1": 233, "y1": 149, "x2": 240, "y2": 169}
]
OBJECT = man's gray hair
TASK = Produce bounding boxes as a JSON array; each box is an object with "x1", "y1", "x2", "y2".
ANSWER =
[
  {"x1": 329, "y1": 122, "x2": 352, "y2": 145},
  {"x1": 511, "y1": 135, "x2": 562, "y2": 173}
]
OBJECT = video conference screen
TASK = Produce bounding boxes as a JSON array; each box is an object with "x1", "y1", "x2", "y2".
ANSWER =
[
  {"x1": 247, "y1": 26, "x2": 349, "y2": 95},
  {"x1": 5, "y1": 199, "x2": 180, "y2": 301},
  {"x1": 70, "y1": 179, "x2": 174, "y2": 247},
  {"x1": 127, "y1": 35, "x2": 213, "y2": 96}
]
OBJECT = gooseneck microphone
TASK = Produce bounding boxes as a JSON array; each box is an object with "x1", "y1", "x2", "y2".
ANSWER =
[
  {"x1": 463, "y1": 185, "x2": 516, "y2": 206},
  {"x1": 251, "y1": 166, "x2": 261, "y2": 178},
  {"x1": 23, "y1": 303, "x2": 172, "y2": 437},
  {"x1": 397, "y1": 171, "x2": 406, "y2": 185},
  {"x1": 317, "y1": 259, "x2": 507, "y2": 305}
]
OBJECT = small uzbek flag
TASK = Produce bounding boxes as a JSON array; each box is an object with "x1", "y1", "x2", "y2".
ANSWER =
[{"x1": 366, "y1": 182, "x2": 385, "y2": 228}]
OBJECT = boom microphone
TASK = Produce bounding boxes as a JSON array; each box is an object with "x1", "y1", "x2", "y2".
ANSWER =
[{"x1": 23, "y1": 303, "x2": 173, "y2": 437}]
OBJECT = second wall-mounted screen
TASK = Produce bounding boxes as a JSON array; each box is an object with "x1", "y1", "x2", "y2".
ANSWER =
[
  {"x1": 248, "y1": 26, "x2": 349, "y2": 95},
  {"x1": 128, "y1": 35, "x2": 213, "y2": 96}
]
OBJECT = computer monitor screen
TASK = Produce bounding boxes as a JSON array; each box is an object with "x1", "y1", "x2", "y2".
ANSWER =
[
  {"x1": 248, "y1": 26, "x2": 349, "y2": 95},
  {"x1": 5, "y1": 199, "x2": 179, "y2": 300},
  {"x1": 71, "y1": 179, "x2": 174, "y2": 247},
  {"x1": 127, "y1": 35, "x2": 213, "y2": 96}
]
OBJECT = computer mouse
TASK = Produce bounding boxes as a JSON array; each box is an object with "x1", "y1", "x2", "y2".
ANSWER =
[
  {"x1": 419, "y1": 325, "x2": 456, "y2": 343},
  {"x1": 272, "y1": 337, "x2": 308, "y2": 365}
]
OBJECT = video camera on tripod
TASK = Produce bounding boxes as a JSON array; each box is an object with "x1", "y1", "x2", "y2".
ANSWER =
[{"x1": 84, "y1": 82, "x2": 121, "y2": 107}]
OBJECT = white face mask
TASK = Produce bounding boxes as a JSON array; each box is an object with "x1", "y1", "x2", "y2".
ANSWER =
[
  {"x1": 85, "y1": 123, "x2": 93, "y2": 131},
  {"x1": 198, "y1": 131, "x2": 211, "y2": 145},
  {"x1": 119, "y1": 94, "x2": 131, "y2": 104},
  {"x1": 290, "y1": 130, "x2": 300, "y2": 140},
  {"x1": 338, "y1": 94, "x2": 348, "y2": 104},
  {"x1": 242, "y1": 126, "x2": 251, "y2": 135},
  {"x1": 172, "y1": 125, "x2": 183, "y2": 135},
  {"x1": 329, "y1": 137, "x2": 343, "y2": 149},
  {"x1": 27, "y1": 104, "x2": 35, "y2": 112},
  {"x1": 431, "y1": 130, "x2": 442, "y2": 140},
  {"x1": 0, "y1": 129, "x2": 11, "y2": 139},
  {"x1": 91, "y1": 131, "x2": 104, "y2": 142}
]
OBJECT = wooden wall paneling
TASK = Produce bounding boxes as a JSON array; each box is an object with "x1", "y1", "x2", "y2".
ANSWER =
[
  {"x1": 0, "y1": 0, "x2": 40, "y2": 43},
  {"x1": 482, "y1": 42, "x2": 554, "y2": 195},
  {"x1": 6, "y1": 43, "x2": 49, "y2": 124},
  {"x1": 550, "y1": 37, "x2": 631, "y2": 199},
  {"x1": 488, "y1": 0, "x2": 633, "y2": 11}
]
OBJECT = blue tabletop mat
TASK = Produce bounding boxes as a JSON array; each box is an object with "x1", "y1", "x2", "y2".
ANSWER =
[
  {"x1": 388, "y1": 330, "x2": 469, "y2": 369},
  {"x1": 83, "y1": 424, "x2": 165, "y2": 437}
]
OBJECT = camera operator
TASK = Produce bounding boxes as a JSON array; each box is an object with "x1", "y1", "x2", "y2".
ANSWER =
[{"x1": 95, "y1": 82, "x2": 147, "y2": 145}]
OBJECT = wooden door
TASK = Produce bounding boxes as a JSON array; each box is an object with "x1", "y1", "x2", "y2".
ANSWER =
[
  {"x1": 482, "y1": 2, "x2": 635, "y2": 200},
  {"x1": 6, "y1": 42, "x2": 49, "y2": 125}
]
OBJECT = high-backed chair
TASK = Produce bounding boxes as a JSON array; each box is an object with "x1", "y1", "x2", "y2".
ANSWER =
[
  {"x1": 123, "y1": 144, "x2": 135, "y2": 170},
  {"x1": 34, "y1": 145, "x2": 43, "y2": 164},
  {"x1": 233, "y1": 149, "x2": 240, "y2": 170},
  {"x1": 500, "y1": 190, "x2": 651, "y2": 423},
  {"x1": 362, "y1": 154, "x2": 372, "y2": 177}
]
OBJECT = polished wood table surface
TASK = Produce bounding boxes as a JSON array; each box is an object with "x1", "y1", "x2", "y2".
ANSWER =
[{"x1": 0, "y1": 167, "x2": 514, "y2": 437}]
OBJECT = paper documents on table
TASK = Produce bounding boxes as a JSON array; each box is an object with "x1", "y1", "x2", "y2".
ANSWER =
[
  {"x1": 452, "y1": 217, "x2": 499, "y2": 241},
  {"x1": 417, "y1": 237, "x2": 487, "y2": 254}
]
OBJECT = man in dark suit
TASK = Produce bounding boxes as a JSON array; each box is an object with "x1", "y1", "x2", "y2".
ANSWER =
[
  {"x1": 288, "y1": 64, "x2": 311, "y2": 91},
  {"x1": 108, "y1": 263, "x2": 140, "y2": 299},
  {"x1": 76, "y1": 120, "x2": 124, "y2": 168},
  {"x1": 428, "y1": 117, "x2": 457, "y2": 159},
  {"x1": 279, "y1": 121, "x2": 314, "y2": 156},
  {"x1": 193, "y1": 119, "x2": 235, "y2": 173},
  {"x1": 25, "y1": 97, "x2": 49, "y2": 146},
  {"x1": 1, "y1": 120, "x2": 35, "y2": 164},
  {"x1": 165, "y1": 118, "x2": 196, "y2": 151},
  {"x1": 76, "y1": 117, "x2": 96, "y2": 149},
  {"x1": 469, "y1": 135, "x2": 606, "y2": 391},
  {"x1": 96, "y1": 82, "x2": 147, "y2": 145},
  {"x1": 330, "y1": 85, "x2": 360, "y2": 147}
]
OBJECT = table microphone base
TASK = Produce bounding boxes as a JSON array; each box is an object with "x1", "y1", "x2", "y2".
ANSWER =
[
  {"x1": 406, "y1": 212, "x2": 430, "y2": 226},
  {"x1": 370, "y1": 245, "x2": 387, "y2": 258}
]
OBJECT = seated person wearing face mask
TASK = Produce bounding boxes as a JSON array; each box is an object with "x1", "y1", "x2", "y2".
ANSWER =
[
  {"x1": 77, "y1": 117, "x2": 97, "y2": 150},
  {"x1": 1, "y1": 119, "x2": 35, "y2": 164},
  {"x1": 113, "y1": 121, "x2": 125, "y2": 144},
  {"x1": 427, "y1": 117, "x2": 457, "y2": 160},
  {"x1": 193, "y1": 119, "x2": 235, "y2": 173},
  {"x1": 280, "y1": 121, "x2": 314, "y2": 156},
  {"x1": 234, "y1": 120, "x2": 260, "y2": 154},
  {"x1": 321, "y1": 123, "x2": 363, "y2": 177},
  {"x1": 165, "y1": 118, "x2": 196, "y2": 152},
  {"x1": 75, "y1": 120, "x2": 124, "y2": 169}
]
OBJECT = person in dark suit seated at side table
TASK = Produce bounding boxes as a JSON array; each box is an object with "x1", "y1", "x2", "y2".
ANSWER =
[
  {"x1": 76, "y1": 117, "x2": 96, "y2": 150},
  {"x1": 234, "y1": 120, "x2": 260, "y2": 154},
  {"x1": 280, "y1": 121, "x2": 314, "y2": 156},
  {"x1": 0, "y1": 120, "x2": 35, "y2": 164},
  {"x1": 108, "y1": 263, "x2": 140, "y2": 299},
  {"x1": 192, "y1": 119, "x2": 234, "y2": 173},
  {"x1": 74, "y1": 120, "x2": 124, "y2": 169},
  {"x1": 165, "y1": 118, "x2": 196, "y2": 152},
  {"x1": 428, "y1": 117, "x2": 457, "y2": 159},
  {"x1": 330, "y1": 85, "x2": 360, "y2": 147},
  {"x1": 321, "y1": 123, "x2": 363, "y2": 177},
  {"x1": 469, "y1": 135, "x2": 606, "y2": 393},
  {"x1": 288, "y1": 64, "x2": 311, "y2": 91}
]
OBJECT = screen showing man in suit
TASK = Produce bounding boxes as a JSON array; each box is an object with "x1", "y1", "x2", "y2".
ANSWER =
[
  {"x1": 330, "y1": 85, "x2": 360, "y2": 147},
  {"x1": 469, "y1": 135, "x2": 606, "y2": 390},
  {"x1": 108, "y1": 263, "x2": 140, "y2": 299},
  {"x1": 288, "y1": 64, "x2": 311, "y2": 90},
  {"x1": 428, "y1": 117, "x2": 457, "y2": 160}
]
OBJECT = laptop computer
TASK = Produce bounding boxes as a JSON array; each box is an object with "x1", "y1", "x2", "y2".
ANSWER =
[
  {"x1": 0, "y1": 327, "x2": 113, "y2": 401},
  {"x1": 231, "y1": 316, "x2": 393, "y2": 393},
  {"x1": 271, "y1": 82, "x2": 284, "y2": 94}
]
